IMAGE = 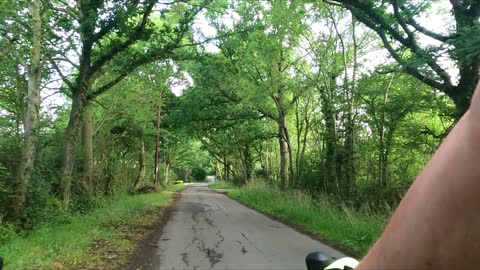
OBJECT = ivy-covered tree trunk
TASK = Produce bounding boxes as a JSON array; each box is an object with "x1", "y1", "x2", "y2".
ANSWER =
[{"x1": 11, "y1": 0, "x2": 42, "y2": 222}]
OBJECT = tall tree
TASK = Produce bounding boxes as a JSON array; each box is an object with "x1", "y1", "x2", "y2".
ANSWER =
[
  {"x1": 48, "y1": 0, "x2": 208, "y2": 206},
  {"x1": 7, "y1": 0, "x2": 43, "y2": 222},
  {"x1": 324, "y1": 0, "x2": 480, "y2": 119},
  {"x1": 214, "y1": 0, "x2": 308, "y2": 188}
]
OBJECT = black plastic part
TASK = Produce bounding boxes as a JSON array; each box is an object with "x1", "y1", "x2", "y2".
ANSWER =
[
  {"x1": 0, "y1": 256, "x2": 3, "y2": 270},
  {"x1": 305, "y1": 251, "x2": 335, "y2": 270}
]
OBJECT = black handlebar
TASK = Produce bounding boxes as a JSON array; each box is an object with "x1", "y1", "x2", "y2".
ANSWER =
[{"x1": 306, "y1": 252, "x2": 336, "y2": 270}]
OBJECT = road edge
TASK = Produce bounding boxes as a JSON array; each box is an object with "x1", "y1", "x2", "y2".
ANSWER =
[
  {"x1": 124, "y1": 189, "x2": 184, "y2": 270},
  {"x1": 217, "y1": 190, "x2": 359, "y2": 259}
]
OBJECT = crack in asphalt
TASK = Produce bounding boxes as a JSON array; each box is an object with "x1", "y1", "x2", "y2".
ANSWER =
[
  {"x1": 241, "y1": 232, "x2": 264, "y2": 255},
  {"x1": 181, "y1": 252, "x2": 189, "y2": 267},
  {"x1": 235, "y1": 240, "x2": 248, "y2": 254},
  {"x1": 157, "y1": 184, "x2": 345, "y2": 270},
  {"x1": 182, "y1": 200, "x2": 225, "y2": 269},
  {"x1": 202, "y1": 210, "x2": 225, "y2": 268}
]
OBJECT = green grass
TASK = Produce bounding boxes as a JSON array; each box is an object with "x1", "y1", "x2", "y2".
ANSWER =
[
  {"x1": 229, "y1": 184, "x2": 387, "y2": 256},
  {"x1": 167, "y1": 183, "x2": 186, "y2": 192},
  {"x1": 208, "y1": 181, "x2": 237, "y2": 189},
  {"x1": 0, "y1": 190, "x2": 179, "y2": 270}
]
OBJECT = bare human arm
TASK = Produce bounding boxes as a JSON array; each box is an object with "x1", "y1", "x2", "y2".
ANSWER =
[{"x1": 357, "y1": 82, "x2": 480, "y2": 270}]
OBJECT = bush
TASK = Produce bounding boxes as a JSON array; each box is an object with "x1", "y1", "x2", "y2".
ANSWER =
[{"x1": 0, "y1": 223, "x2": 17, "y2": 245}]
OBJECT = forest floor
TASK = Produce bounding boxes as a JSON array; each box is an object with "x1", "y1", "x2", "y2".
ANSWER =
[{"x1": 0, "y1": 184, "x2": 185, "y2": 270}]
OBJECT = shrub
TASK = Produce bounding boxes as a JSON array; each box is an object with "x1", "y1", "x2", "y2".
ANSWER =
[{"x1": 0, "y1": 224, "x2": 17, "y2": 245}]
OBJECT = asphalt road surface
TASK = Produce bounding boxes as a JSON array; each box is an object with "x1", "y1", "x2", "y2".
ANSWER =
[{"x1": 151, "y1": 183, "x2": 344, "y2": 270}]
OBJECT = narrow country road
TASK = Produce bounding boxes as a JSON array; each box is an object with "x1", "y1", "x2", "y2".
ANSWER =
[{"x1": 149, "y1": 183, "x2": 344, "y2": 270}]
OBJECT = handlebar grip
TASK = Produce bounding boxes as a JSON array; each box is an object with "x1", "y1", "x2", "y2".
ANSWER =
[{"x1": 306, "y1": 252, "x2": 335, "y2": 270}]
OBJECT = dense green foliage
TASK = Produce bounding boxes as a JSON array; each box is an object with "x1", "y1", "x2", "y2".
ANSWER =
[{"x1": 0, "y1": 0, "x2": 478, "y2": 258}]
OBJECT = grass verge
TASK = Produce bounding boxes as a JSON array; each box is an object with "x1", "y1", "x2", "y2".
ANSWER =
[
  {"x1": 0, "y1": 184, "x2": 185, "y2": 270},
  {"x1": 228, "y1": 184, "x2": 387, "y2": 256},
  {"x1": 208, "y1": 181, "x2": 237, "y2": 189}
]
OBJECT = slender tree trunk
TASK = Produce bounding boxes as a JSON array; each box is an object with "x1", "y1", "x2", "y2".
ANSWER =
[
  {"x1": 299, "y1": 104, "x2": 311, "y2": 183},
  {"x1": 154, "y1": 103, "x2": 161, "y2": 190},
  {"x1": 14, "y1": 66, "x2": 27, "y2": 146},
  {"x1": 343, "y1": 16, "x2": 358, "y2": 196},
  {"x1": 164, "y1": 161, "x2": 170, "y2": 186},
  {"x1": 243, "y1": 143, "x2": 252, "y2": 183},
  {"x1": 379, "y1": 75, "x2": 393, "y2": 188},
  {"x1": 284, "y1": 125, "x2": 294, "y2": 187},
  {"x1": 215, "y1": 161, "x2": 219, "y2": 181},
  {"x1": 294, "y1": 100, "x2": 303, "y2": 182},
  {"x1": 223, "y1": 155, "x2": 228, "y2": 181},
  {"x1": 11, "y1": 0, "x2": 42, "y2": 222},
  {"x1": 226, "y1": 161, "x2": 230, "y2": 181},
  {"x1": 153, "y1": 90, "x2": 163, "y2": 189},
  {"x1": 277, "y1": 113, "x2": 289, "y2": 190},
  {"x1": 134, "y1": 136, "x2": 146, "y2": 189},
  {"x1": 81, "y1": 104, "x2": 93, "y2": 189}
]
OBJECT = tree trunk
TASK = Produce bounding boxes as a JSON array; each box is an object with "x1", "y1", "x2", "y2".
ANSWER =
[
  {"x1": 318, "y1": 85, "x2": 338, "y2": 193},
  {"x1": 449, "y1": 5, "x2": 480, "y2": 120},
  {"x1": 11, "y1": 0, "x2": 42, "y2": 222},
  {"x1": 153, "y1": 103, "x2": 161, "y2": 190},
  {"x1": 215, "y1": 161, "x2": 221, "y2": 181},
  {"x1": 379, "y1": 75, "x2": 393, "y2": 189},
  {"x1": 60, "y1": 90, "x2": 86, "y2": 207},
  {"x1": 226, "y1": 161, "x2": 230, "y2": 181},
  {"x1": 277, "y1": 113, "x2": 289, "y2": 190},
  {"x1": 450, "y1": 84, "x2": 476, "y2": 121},
  {"x1": 81, "y1": 104, "x2": 93, "y2": 189},
  {"x1": 343, "y1": 15, "x2": 358, "y2": 196},
  {"x1": 294, "y1": 100, "x2": 303, "y2": 183},
  {"x1": 223, "y1": 155, "x2": 228, "y2": 181},
  {"x1": 14, "y1": 65, "x2": 27, "y2": 146},
  {"x1": 284, "y1": 124, "x2": 294, "y2": 187},
  {"x1": 243, "y1": 143, "x2": 252, "y2": 183},
  {"x1": 164, "y1": 161, "x2": 170, "y2": 187},
  {"x1": 299, "y1": 104, "x2": 311, "y2": 185},
  {"x1": 134, "y1": 136, "x2": 146, "y2": 189}
]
